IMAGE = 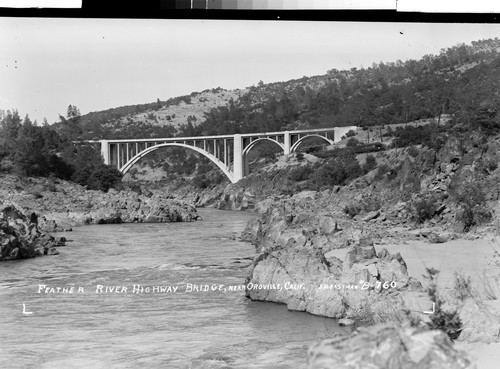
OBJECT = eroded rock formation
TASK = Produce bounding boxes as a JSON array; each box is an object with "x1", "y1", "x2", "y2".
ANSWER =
[
  {"x1": 0, "y1": 205, "x2": 62, "y2": 261},
  {"x1": 245, "y1": 237, "x2": 422, "y2": 319},
  {"x1": 308, "y1": 324, "x2": 473, "y2": 369},
  {"x1": 0, "y1": 175, "x2": 200, "y2": 232}
]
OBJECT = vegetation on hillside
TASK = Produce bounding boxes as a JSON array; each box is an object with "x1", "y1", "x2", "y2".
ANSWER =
[
  {"x1": 0, "y1": 107, "x2": 122, "y2": 191},
  {"x1": 186, "y1": 38, "x2": 500, "y2": 136}
]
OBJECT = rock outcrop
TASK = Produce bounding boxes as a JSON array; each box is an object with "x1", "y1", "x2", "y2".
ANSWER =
[
  {"x1": 308, "y1": 324, "x2": 473, "y2": 369},
  {"x1": 245, "y1": 237, "x2": 422, "y2": 319},
  {"x1": 0, "y1": 205, "x2": 63, "y2": 261},
  {"x1": 0, "y1": 175, "x2": 200, "y2": 232},
  {"x1": 457, "y1": 298, "x2": 500, "y2": 344}
]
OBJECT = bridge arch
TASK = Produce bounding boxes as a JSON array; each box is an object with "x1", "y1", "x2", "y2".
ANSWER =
[
  {"x1": 241, "y1": 137, "x2": 285, "y2": 176},
  {"x1": 242, "y1": 137, "x2": 284, "y2": 156},
  {"x1": 290, "y1": 134, "x2": 334, "y2": 153},
  {"x1": 120, "y1": 143, "x2": 235, "y2": 183}
]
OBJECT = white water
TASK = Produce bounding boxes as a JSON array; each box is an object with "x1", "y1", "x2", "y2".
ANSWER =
[{"x1": 0, "y1": 209, "x2": 344, "y2": 369}]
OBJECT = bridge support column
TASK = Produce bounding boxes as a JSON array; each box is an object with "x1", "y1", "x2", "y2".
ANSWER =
[
  {"x1": 283, "y1": 131, "x2": 291, "y2": 154},
  {"x1": 100, "y1": 140, "x2": 110, "y2": 165},
  {"x1": 233, "y1": 134, "x2": 244, "y2": 182}
]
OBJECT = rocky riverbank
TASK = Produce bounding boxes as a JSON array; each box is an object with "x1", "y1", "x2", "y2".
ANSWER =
[
  {"x1": 245, "y1": 234, "x2": 431, "y2": 321},
  {"x1": 0, "y1": 204, "x2": 64, "y2": 261},
  {"x1": 0, "y1": 174, "x2": 200, "y2": 232},
  {"x1": 307, "y1": 324, "x2": 473, "y2": 369},
  {"x1": 199, "y1": 140, "x2": 500, "y2": 368},
  {"x1": 0, "y1": 174, "x2": 200, "y2": 260}
]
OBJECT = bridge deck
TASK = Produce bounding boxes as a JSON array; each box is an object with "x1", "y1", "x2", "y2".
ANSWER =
[{"x1": 93, "y1": 127, "x2": 341, "y2": 144}]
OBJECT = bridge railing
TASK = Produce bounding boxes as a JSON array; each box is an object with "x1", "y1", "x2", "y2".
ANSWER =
[{"x1": 99, "y1": 134, "x2": 235, "y2": 144}]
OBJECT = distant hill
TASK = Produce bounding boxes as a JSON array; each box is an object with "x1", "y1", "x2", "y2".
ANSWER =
[
  {"x1": 60, "y1": 37, "x2": 500, "y2": 142},
  {"x1": 66, "y1": 87, "x2": 246, "y2": 140}
]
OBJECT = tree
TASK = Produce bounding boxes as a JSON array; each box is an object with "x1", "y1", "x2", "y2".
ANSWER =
[
  {"x1": 11, "y1": 115, "x2": 72, "y2": 178},
  {"x1": 13, "y1": 115, "x2": 49, "y2": 176},
  {"x1": 59, "y1": 105, "x2": 83, "y2": 141},
  {"x1": 69, "y1": 145, "x2": 122, "y2": 191},
  {"x1": 0, "y1": 110, "x2": 22, "y2": 152},
  {"x1": 67, "y1": 105, "x2": 81, "y2": 119}
]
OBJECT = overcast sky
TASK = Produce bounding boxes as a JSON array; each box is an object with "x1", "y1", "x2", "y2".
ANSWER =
[{"x1": 1, "y1": 18, "x2": 499, "y2": 124}]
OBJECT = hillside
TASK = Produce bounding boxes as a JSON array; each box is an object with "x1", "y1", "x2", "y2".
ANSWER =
[
  {"x1": 75, "y1": 87, "x2": 247, "y2": 140},
  {"x1": 57, "y1": 38, "x2": 500, "y2": 143}
]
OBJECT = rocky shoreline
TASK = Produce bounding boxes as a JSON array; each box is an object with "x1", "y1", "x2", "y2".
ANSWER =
[
  {"x1": 233, "y1": 187, "x2": 499, "y2": 368},
  {"x1": 197, "y1": 143, "x2": 499, "y2": 367},
  {"x1": 307, "y1": 323, "x2": 473, "y2": 369},
  {"x1": 0, "y1": 204, "x2": 64, "y2": 261},
  {"x1": 0, "y1": 174, "x2": 200, "y2": 261}
]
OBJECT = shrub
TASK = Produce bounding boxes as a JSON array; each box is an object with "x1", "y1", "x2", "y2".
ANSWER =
[
  {"x1": 425, "y1": 267, "x2": 463, "y2": 340},
  {"x1": 453, "y1": 272, "x2": 473, "y2": 302},
  {"x1": 346, "y1": 137, "x2": 360, "y2": 147},
  {"x1": 410, "y1": 192, "x2": 439, "y2": 224},
  {"x1": 453, "y1": 182, "x2": 492, "y2": 231},
  {"x1": 373, "y1": 163, "x2": 391, "y2": 181},
  {"x1": 316, "y1": 156, "x2": 361, "y2": 187},
  {"x1": 391, "y1": 125, "x2": 448, "y2": 150},
  {"x1": 362, "y1": 154, "x2": 377, "y2": 172},
  {"x1": 345, "y1": 129, "x2": 356, "y2": 138},
  {"x1": 85, "y1": 164, "x2": 123, "y2": 192},
  {"x1": 288, "y1": 165, "x2": 313, "y2": 182}
]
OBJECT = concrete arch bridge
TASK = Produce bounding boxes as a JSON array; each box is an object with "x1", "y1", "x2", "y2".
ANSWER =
[{"x1": 96, "y1": 126, "x2": 357, "y2": 183}]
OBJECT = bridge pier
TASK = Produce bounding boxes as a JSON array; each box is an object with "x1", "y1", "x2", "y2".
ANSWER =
[
  {"x1": 233, "y1": 134, "x2": 244, "y2": 182},
  {"x1": 100, "y1": 139, "x2": 110, "y2": 165},
  {"x1": 283, "y1": 131, "x2": 291, "y2": 155}
]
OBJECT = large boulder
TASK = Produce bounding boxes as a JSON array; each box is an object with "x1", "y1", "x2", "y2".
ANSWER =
[
  {"x1": 245, "y1": 237, "x2": 421, "y2": 319},
  {"x1": 1, "y1": 205, "x2": 61, "y2": 261},
  {"x1": 308, "y1": 324, "x2": 473, "y2": 369}
]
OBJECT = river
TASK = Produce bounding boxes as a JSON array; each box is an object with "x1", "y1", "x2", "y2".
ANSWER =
[{"x1": 0, "y1": 208, "x2": 344, "y2": 369}]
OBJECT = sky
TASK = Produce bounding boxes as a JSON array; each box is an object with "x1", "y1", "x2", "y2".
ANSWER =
[{"x1": 0, "y1": 18, "x2": 499, "y2": 124}]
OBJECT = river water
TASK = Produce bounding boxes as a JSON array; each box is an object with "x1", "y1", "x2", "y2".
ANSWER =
[{"x1": 0, "y1": 209, "x2": 343, "y2": 369}]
